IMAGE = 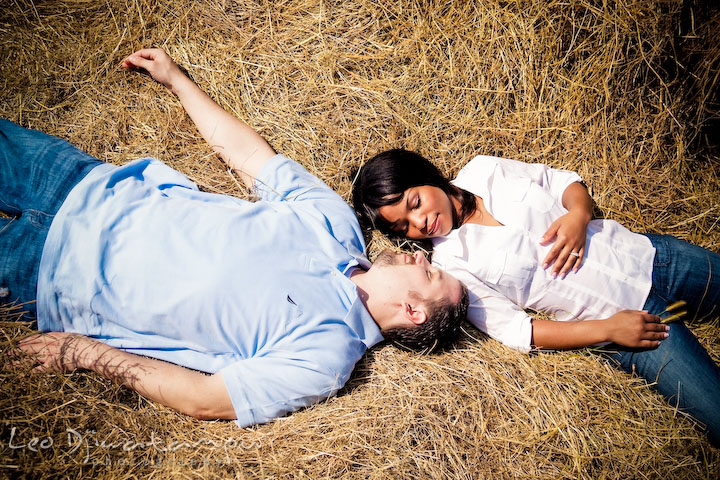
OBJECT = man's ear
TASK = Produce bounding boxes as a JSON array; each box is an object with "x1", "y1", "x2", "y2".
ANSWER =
[{"x1": 404, "y1": 302, "x2": 427, "y2": 325}]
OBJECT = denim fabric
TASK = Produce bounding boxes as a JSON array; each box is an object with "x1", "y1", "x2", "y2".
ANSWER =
[
  {"x1": 603, "y1": 233, "x2": 720, "y2": 445},
  {"x1": 0, "y1": 119, "x2": 102, "y2": 318}
]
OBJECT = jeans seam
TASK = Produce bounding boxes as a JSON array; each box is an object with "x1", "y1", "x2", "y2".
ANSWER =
[{"x1": 26, "y1": 209, "x2": 54, "y2": 229}]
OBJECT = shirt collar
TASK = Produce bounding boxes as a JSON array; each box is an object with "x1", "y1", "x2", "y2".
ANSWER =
[{"x1": 344, "y1": 293, "x2": 384, "y2": 348}]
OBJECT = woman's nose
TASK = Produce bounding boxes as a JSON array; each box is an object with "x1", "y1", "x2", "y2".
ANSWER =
[{"x1": 409, "y1": 211, "x2": 425, "y2": 231}]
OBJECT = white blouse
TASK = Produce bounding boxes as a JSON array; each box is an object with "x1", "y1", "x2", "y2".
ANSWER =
[{"x1": 431, "y1": 156, "x2": 656, "y2": 352}]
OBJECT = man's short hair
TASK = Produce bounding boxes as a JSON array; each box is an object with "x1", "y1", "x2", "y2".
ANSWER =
[{"x1": 382, "y1": 283, "x2": 469, "y2": 352}]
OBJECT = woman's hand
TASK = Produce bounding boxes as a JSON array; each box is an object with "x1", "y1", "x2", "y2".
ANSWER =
[
  {"x1": 605, "y1": 310, "x2": 668, "y2": 348},
  {"x1": 531, "y1": 310, "x2": 668, "y2": 350},
  {"x1": 540, "y1": 209, "x2": 589, "y2": 278},
  {"x1": 14, "y1": 332, "x2": 98, "y2": 372},
  {"x1": 121, "y1": 48, "x2": 184, "y2": 92}
]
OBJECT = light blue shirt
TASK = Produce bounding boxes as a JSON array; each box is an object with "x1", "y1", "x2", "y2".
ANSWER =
[{"x1": 36, "y1": 154, "x2": 383, "y2": 427}]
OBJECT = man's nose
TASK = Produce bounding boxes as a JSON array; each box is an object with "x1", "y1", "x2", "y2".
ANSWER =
[{"x1": 413, "y1": 251, "x2": 427, "y2": 266}]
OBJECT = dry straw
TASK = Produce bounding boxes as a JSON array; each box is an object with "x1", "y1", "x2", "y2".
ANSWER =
[{"x1": 1, "y1": 0, "x2": 719, "y2": 478}]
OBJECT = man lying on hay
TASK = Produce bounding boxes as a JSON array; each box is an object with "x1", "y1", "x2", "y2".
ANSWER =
[{"x1": 0, "y1": 48, "x2": 468, "y2": 427}]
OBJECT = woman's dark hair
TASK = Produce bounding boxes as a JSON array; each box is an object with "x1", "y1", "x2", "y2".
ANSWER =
[{"x1": 352, "y1": 149, "x2": 476, "y2": 236}]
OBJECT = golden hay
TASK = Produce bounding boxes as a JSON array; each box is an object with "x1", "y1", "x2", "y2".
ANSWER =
[{"x1": 1, "y1": 0, "x2": 719, "y2": 478}]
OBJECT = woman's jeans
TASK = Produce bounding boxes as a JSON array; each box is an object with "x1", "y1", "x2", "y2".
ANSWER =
[
  {"x1": 603, "y1": 233, "x2": 720, "y2": 445},
  {"x1": 0, "y1": 119, "x2": 101, "y2": 318}
]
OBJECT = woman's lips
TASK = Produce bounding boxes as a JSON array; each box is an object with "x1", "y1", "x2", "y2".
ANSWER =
[{"x1": 429, "y1": 216, "x2": 439, "y2": 235}]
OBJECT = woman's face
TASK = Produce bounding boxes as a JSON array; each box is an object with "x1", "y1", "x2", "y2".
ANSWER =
[{"x1": 378, "y1": 186, "x2": 456, "y2": 239}]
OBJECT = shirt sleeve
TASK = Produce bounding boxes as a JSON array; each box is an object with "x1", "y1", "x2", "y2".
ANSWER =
[
  {"x1": 433, "y1": 252, "x2": 534, "y2": 353},
  {"x1": 219, "y1": 342, "x2": 362, "y2": 427},
  {"x1": 462, "y1": 155, "x2": 582, "y2": 204},
  {"x1": 253, "y1": 154, "x2": 342, "y2": 204},
  {"x1": 252, "y1": 154, "x2": 365, "y2": 258}
]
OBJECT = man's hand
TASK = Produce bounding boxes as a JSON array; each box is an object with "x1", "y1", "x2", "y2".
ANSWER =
[
  {"x1": 605, "y1": 310, "x2": 668, "y2": 349},
  {"x1": 15, "y1": 332, "x2": 99, "y2": 372},
  {"x1": 13, "y1": 332, "x2": 235, "y2": 420},
  {"x1": 121, "y1": 46, "x2": 276, "y2": 187},
  {"x1": 540, "y1": 209, "x2": 589, "y2": 278},
  {"x1": 121, "y1": 48, "x2": 183, "y2": 93}
]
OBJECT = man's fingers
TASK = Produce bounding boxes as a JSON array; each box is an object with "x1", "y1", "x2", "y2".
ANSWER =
[
  {"x1": 16, "y1": 336, "x2": 45, "y2": 354},
  {"x1": 17, "y1": 333, "x2": 60, "y2": 350},
  {"x1": 129, "y1": 48, "x2": 161, "y2": 59},
  {"x1": 124, "y1": 54, "x2": 154, "y2": 72},
  {"x1": 6, "y1": 352, "x2": 36, "y2": 370}
]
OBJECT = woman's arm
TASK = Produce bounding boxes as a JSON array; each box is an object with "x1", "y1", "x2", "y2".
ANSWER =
[
  {"x1": 531, "y1": 310, "x2": 669, "y2": 350},
  {"x1": 121, "y1": 48, "x2": 275, "y2": 188},
  {"x1": 540, "y1": 182, "x2": 593, "y2": 278},
  {"x1": 16, "y1": 333, "x2": 236, "y2": 420}
]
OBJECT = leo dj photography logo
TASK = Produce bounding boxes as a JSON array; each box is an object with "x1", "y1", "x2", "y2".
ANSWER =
[{"x1": 3, "y1": 426, "x2": 260, "y2": 466}]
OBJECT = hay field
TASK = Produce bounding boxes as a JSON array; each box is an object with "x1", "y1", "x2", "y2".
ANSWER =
[{"x1": 1, "y1": 0, "x2": 719, "y2": 478}]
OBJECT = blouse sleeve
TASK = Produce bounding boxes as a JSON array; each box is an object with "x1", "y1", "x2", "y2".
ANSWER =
[{"x1": 459, "y1": 155, "x2": 583, "y2": 204}]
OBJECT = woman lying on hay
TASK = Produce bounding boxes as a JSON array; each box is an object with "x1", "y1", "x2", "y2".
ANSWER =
[{"x1": 353, "y1": 149, "x2": 720, "y2": 446}]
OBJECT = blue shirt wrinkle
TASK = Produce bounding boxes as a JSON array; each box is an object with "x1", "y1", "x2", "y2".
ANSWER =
[{"x1": 36, "y1": 154, "x2": 383, "y2": 427}]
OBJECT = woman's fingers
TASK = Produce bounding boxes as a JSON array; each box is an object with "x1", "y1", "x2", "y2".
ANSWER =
[
  {"x1": 641, "y1": 315, "x2": 669, "y2": 344},
  {"x1": 546, "y1": 244, "x2": 584, "y2": 278},
  {"x1": 568, "y1": 246, "x2": 584, "y2": 274},
  {"x1": 540, "y1": 221, "x2": 560, "y2": 246},
  {"x1": 557, "y1": 249, "x2": 580, "y2": 278}
]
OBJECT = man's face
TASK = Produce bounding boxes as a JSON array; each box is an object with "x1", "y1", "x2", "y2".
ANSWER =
[{"x1": 374, "y1": 250, "x2": 463, "y2": 307}]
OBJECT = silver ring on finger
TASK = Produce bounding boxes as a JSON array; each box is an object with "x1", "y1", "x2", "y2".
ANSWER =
[{"x1": 569, "y1": 252, "x2": 580, "y2": 258}]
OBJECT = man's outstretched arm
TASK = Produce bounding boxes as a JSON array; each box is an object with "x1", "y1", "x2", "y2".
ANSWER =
[
  {"x1": 121, "y1": 48, "x2": 276, "y2": 188},
  {"x1": 16, "y1": 333, "x2": 236, "y2": 420}
]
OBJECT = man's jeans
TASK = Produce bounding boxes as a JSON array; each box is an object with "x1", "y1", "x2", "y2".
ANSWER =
[
  {"x1": 604, "y1": 233, "x2": 720, "y2": 445},
  {"x1": 0, "y1": 119, "x2": 101, "y2": 318}
]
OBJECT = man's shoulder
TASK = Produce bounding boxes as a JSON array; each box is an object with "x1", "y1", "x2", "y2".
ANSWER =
[{"x1": 253, "y1": 154, "x2": 336, "y2": 202}]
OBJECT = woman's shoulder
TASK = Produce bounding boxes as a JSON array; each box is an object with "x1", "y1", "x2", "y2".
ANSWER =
[
  {"x1": 458, "y1": 155, "x2": 500, "y2": 175},
  {"x1": 464, "y1": 155, "x2": 545, "y2": 174}
]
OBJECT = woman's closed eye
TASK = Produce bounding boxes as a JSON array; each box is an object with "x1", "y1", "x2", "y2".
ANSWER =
[{"x1": 392, "y1": 222, "x2": 408, "y2": 235}]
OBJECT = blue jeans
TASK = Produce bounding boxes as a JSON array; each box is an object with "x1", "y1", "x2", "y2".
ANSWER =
[
  {"x1": 603, "y1": 233, "x2": 720, "y2": 445},
  {"x1": 0, "y1": 119, "x2": 102, "y2": 319}
]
